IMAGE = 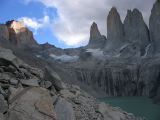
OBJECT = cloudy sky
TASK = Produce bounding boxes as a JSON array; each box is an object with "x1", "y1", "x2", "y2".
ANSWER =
[{"x1": 0, "y1": 0, "x2": 156, "y2": 48}]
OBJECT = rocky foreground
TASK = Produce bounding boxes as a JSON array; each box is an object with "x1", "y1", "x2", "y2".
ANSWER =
[
  {"x1": 0, "y1": 0, "x2": 160, "y2": 120},
  {"x1": 0, "y1": 47, "x2": 144, "y2": 120}
]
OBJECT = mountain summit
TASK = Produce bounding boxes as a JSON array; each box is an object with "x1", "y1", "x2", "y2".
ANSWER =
[{"x1": 6, "y1": 20, "x2": 37, "y2": 46}]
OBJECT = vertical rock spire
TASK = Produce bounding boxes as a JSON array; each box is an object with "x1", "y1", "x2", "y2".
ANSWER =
[
  {"x1": 89, "y1": 22, "x2": 101, "y2": 40},
  {"x1": 106, "y1": 7, "x2": 125, "y2": 50},
  {"x1": 149, "y1": 0, "x2": 160, "y2": 53},
  {"x1": 87, "y1": 22, "x2": 106, "y2": 48},
  {"x1": 124, "y1": 8, "x2": 150, "y2": 56}
]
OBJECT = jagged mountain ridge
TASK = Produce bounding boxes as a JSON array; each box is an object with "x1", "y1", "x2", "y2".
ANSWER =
[{"x1": 0, "y1": 0, "x2": 160, "y2": 105}]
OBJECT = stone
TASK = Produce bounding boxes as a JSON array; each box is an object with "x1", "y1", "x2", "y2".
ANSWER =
[
  {"x1": 52, "y1": 95, "x2": 58, "y2": 105},
  {"x1": 0, "y1": 46, "x2": 22, "y2": 67},
  {"x1": 124, "y1": 9, "x2": 150, "y2": 56},
  {"x1": 0, "y1": 94, "x2": 8, "y2": 113},
  {"x1": 7, "y1": 87, "x2": 56, "y2": 120},
  {"x1": 10, "y1": 79, "x2": 18, "y2": 85},
  {"x1": 87, "y1": 22, "x2": 106, "y2": 48},
  {"x1": 8, "y1": 86, "x2": 24, "y2": 103},
  {"x1": 41, "y1": 80, "x2": 52, "y2": 89},
  {"x1": 149, "y1": 0, "x2": 160, "y2": 53},
  {"x1": 55, "y1": 97, "x2": 75, "y2": 120},
  {"x1": 21, "y1": 79, "x2": 39, "y2": 87},
  {"x1": 60, "y1": 89, "x2": 75, "y2": 99},
  {"x1": 35, "y1": 98, "x2": 56, "y2": 118},
  {"x1": 44, "y1": 66, "x2": 66, "y2": 91}
]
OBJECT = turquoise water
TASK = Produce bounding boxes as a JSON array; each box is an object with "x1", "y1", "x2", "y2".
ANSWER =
[{"x1": 99, "y1": 97, "x2": 160, "y2": 120}]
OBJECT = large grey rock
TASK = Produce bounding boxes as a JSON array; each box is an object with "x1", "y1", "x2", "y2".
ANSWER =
[
  {"x1": 7, "y1": 87, "x2": 56, "y2": 120},
  {"x1": 149, "y1": 0, "x2": 160, "y2": 54},
  {"x1": 87, "y1": 22, "x2": 106, "y2": 48},
  {"x1": 0, "y1": 94, "x2": 8, "y2": 113},
  {"x1": 105, "y1": 7, "x2": 125, "y2": 50},
  {"x1": 44, "y1": 66, "x2": 66, "y2": 91},
  {"x1": 40, "y1": 80, "x2": 52, "y2": 89},
  {"x1": 124, "y1": 9, "x2": 150, "y2": 56},
  {"x1": 55, "y1": 97, "x2": 75, "y2": 120},
  {"x1": 21, "y1": 79, "x2": 39, "y2": 87}
]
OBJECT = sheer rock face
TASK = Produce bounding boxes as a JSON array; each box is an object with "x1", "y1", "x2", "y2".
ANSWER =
[
  {"x1": 6, "y1": 20, "x2": 37, "y2": 46},
  {"x1": 149, "y1": 0, "x2": 160, "y2": 53},
  {"x1": 124, "y1": 9, "x2": 150, "y2": 56},
  {"x1": 105, "y1": 7, "x2": 125, "y2": 50},
  {"x1": 87, "y1": 22, "x2": 106, "y2": 48}
]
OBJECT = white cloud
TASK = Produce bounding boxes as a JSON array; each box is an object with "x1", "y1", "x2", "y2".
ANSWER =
[
  {"x1": 24, "y1": 0, "x2": 156, "y2": 47},
  {"x1": 18, "y1": 15, "x2": 51, "y2": 34}
]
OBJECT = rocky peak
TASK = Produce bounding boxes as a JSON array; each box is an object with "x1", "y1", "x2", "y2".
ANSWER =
[
  {"x1": 124, "y1": 8, "x2": 150, "y2": 56},
  {"x1": 87, "y1": 22, "x2": 106, "y2": 48},
  {"x1": 41, "y1": 42, "x2": 56, "y2": 50},
  {"x1": 6, "y1": 20, "x2": 25, "y2": 32},
  {"x1": 149, "y1": 0, "x2": 160, "y2": 53},
  {"x1": 106, "y1": 7, "x2": 125, "y2": 50},
  {"x1": 89, "y1": 22, "x2": 101, "y2": 40},
  {"x1": 6, "y1": 20, "x2": 37, "y2": 46},
  {"x1": 125, "y1": 9, "x2": 143, "y2": 20}
]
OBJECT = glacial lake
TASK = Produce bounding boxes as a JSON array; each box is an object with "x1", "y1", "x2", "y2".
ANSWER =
[{"x1": 99, "y1": 97, "x2": 160, "y2": 120}]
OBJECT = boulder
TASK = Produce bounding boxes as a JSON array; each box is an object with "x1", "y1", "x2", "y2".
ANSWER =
[
  {"x1": 55, "y1": 97, "x2": 75, "y2": 120},
  {"x1": 44, "y1": 66, "x2": 66, "y2": 91},
  {"x1": 21, "y1": 79, "x2": 39, "y2": 87},
  {"x1": 40, "y1": 80, "x2": 52, "y2": 89},
  {"x1": 7, "y1": 87, "x2": 56, "y2": 120}
]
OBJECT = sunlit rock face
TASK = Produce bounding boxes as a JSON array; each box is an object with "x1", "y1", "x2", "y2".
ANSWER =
[
  {"x1": 105, "y1": 7, "x2": 125, "y2": 51},
  {"x1": 149, "y1": 0, "x2": 160, "y2": 54},
  {"x1": 6, "y1": 20, "x2": 37, "y2": 46},
  {"x1": 87, "y1": 22, "x2": 106, "y2": 49}
]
